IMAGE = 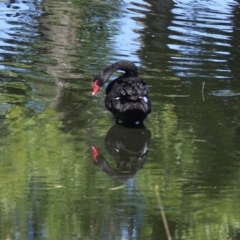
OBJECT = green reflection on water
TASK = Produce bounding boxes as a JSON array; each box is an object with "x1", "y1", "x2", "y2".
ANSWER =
[{"x1": 0, "y1": 0, "x2": 240, "y2": 239}]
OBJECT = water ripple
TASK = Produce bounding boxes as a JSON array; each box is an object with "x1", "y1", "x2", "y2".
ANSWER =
[
  {"x1": 167, "y1": 0, "x2": 239, "y2": 79},
  {"x1": 0, "y1": 0, "x2": 54, "y2": 109}
]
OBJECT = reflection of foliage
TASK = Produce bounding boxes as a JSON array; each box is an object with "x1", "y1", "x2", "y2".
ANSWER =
[
  {"x1": 1, "y1": 0, "x2": 240, "y2": 239},
  {"x1": 2, "y1": 100, "x2": 240, "y2": 239},
  {"x1": 0, "y1": 82, "x2": 30, "y2": 103},
  {"x1": 0, "y1": 105, "x2": 90, "y2": 238},
  {"x1": 71, "y1": 0, "x2": 125, "y2": 72},
  {"x1": 135, "y1": 101, "x2": 240, "y2": 240}
]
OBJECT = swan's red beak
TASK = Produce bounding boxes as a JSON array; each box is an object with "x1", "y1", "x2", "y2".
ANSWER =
[
  {"x1": 92, "y1": 146, "x2": 99, "y2": 162},
  {"x1": 92, "y1": 81, "x2": 100, "y2": 96}
]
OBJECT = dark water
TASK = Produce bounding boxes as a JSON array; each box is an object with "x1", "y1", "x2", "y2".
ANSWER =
[{"x1": 0, "y1": 0, "x2": 240, "y2": 239}]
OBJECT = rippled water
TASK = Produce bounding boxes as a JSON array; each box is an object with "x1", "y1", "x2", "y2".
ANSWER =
[{"x1": 0, "y1": 0, "x2": 240, "y2": 239}]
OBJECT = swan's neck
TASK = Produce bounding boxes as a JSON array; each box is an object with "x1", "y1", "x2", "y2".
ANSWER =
[{"x1": 101, "y1": 61, "x2": 138, "y2": 85}]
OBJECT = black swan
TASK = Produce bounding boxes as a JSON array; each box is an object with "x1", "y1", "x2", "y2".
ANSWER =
[{"x1": 92, "y1": 60, "x2": 151, "y2": 124}]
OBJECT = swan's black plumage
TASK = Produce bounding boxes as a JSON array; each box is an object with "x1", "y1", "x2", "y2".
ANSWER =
[{"x1": 92, "y1": 60, "x2": 151, "y2": 124}]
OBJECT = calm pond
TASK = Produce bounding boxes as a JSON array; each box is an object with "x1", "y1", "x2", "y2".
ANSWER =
[{"x1": 0, "y1": 0, "x2": 240, "y2": 239}]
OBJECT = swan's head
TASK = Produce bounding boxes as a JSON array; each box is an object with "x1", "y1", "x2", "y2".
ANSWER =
[{"x1": 92, "y1": 72, "x2": 104, "y2": 96}]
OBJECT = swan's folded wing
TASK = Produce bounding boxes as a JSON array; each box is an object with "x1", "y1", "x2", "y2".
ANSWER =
[{"x1": 121, "y1": 79, "x2": 148, "y2": 101}]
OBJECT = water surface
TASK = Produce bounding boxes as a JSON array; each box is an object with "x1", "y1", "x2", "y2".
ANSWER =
[{"x1": 0, "y1": 0, "x2": 240, "y2": 239}]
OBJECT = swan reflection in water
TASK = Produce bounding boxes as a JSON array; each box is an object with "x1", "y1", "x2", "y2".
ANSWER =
[{"x1": 91, "y1": 124, "x2": 151, "y2": 181}]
